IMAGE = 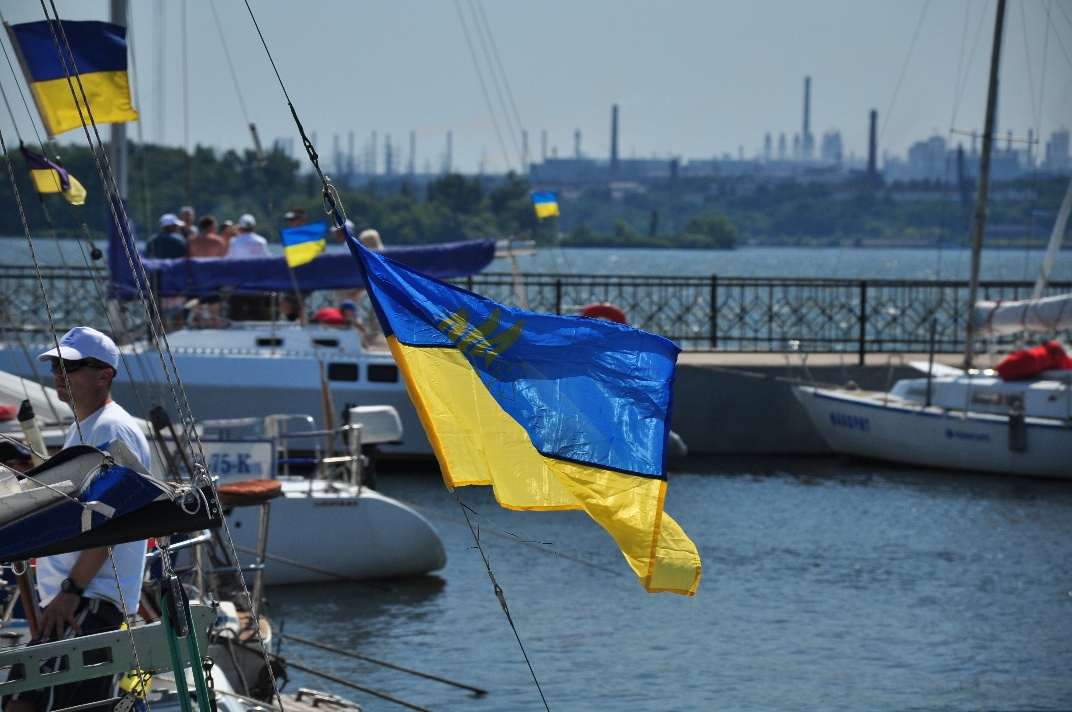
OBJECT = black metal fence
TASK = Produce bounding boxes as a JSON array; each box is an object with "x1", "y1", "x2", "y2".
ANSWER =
[{"x1": 3, "y1": 265, "x2": 1070, "y2": 359}]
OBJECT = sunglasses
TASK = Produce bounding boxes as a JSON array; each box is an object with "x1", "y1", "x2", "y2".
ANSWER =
[{"x1": 49, "y1": 359, "x2": 104, "y2": 374}]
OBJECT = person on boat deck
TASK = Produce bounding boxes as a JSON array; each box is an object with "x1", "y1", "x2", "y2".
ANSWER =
[
  {"x1": 145, "y1": 213, "x2": 187, "y2": 258},
  {"x1": 186, "y1": 216, "x2": 228, "y2": 327},
  {"x1": 187, "y1": 215, "x2": 228, "y2": 258},
  {"x1": 283, "y1": 206, "x2": 306, "y2": 227},
  {"x1": 333, "y1": 224, "x2": 382, "y2": 305},
  {"x1": 3, "y1": 328, "x2": 150, "y2": 712},
  {"x1": 226, "y1": 214, "x2": 269, "y2": 259},
  {"x1": 179, "y1": 205, "x2": 198, "y2": 238},
  {"x1": 219, "y1": 219, "x2": 236, "y2": 246},
  {"x1": 278, "y1": 293, "x2": 303, "y2": 322},
  {"x1": 338, "y1": 299, "x2": 369, "y2": 342}
]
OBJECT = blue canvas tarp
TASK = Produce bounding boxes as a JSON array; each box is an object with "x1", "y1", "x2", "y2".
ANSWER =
[{"x1": 107, "y1": 201, "x2": 497, "y2": 299}]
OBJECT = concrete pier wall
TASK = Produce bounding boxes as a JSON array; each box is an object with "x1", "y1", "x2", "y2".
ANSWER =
[{"x1": 671, "y1": 353, "x2": 965, "y2": 455}]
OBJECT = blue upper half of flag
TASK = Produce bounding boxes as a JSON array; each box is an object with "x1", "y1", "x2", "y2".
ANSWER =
[
  {"x1": 280, "y1": 221, "x2": 327, "y2": 248},
  {"x1": 20, "y1": 146, "x2": 71, "y2": 189},
  {"x1": 532, "y1": 191, "x2": 557, "y2": 205},
  {"x1": 10, "y1": 21, "x2": 129, "y2": 82},
  {"x1": 348, "y1": 236, "x2": 680, "y2": 478}
]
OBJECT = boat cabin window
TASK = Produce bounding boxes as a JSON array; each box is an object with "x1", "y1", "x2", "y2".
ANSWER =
[
  {"x1": 256, "y1": 337, "x2": 284, "y2": 347},
  {"x1": 327, "y1": 363, "x2": 359, "y2": 381},
  {"x1": 367, "y1": 364, "x2": 399, "y2": 383},
  {"x1": 313, "y1": 338, "x2": 340, "y2": 348}
]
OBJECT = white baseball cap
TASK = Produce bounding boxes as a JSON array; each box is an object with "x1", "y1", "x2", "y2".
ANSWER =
[
  {"x1": 37, "y1": 327, "x2": 119, "y2": 369},
  {"x1": 238, "y1": 214, "x2": 257, "y2": 228},
  {"x1": 159, "y1": 213, "x2": 183, "y2": 228}
]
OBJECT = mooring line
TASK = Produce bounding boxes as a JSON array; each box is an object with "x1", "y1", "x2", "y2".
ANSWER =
[
  {"x1": 280, "y1": 632, "x2": 487, "y2": 696},
  {"x1": 403, "y1": 499, "x2": 623, "y2": 577},
  {"x1": 228, "y1": 544, "x2": 394, "y2": 592},
  {"x1": 453, "y1": 492, "x2": 551, "y2": 712}
]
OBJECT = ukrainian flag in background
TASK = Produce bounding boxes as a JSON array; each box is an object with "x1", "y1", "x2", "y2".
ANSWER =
[
  {"x1": 348, "y1": 236, "x2": 701, "y2": 594},
  {"x1": 5, "y1": 20, "x2": 138, "y2": 137},
  {"x1": 20, "y1": 146, "x2": 86, "y2": 205},
  {"x1": 532, "y1": 191, "x2": 560, "y2": 219},
  {"x1": 280, "y1": 222, "x2": 327, "y2": 267}
]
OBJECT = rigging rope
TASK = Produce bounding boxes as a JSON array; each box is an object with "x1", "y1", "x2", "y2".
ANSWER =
[
  {"x1": 0, "y1": 124, "x2": 82, "y2": 444},
  {"x1": 28, "y1": 17, "x2": 277, "y2": 712},
  {"x1": 453, "y1": 0, "x2": 512, "y2": 172},
  {"x1": 238, "y1": 2, "x2": 551, "y2": 707},
  {"x1": 37, "y1": 0, "x2": 203, "y2": 462},
  {"x1": 466, "y1": 0, "x2": 522, "y2": 166},
  {"x1": 879, "y1": 0, "x2": 931, "y2": 148},
  {"x1": 454, "y1": 493, "x2": 550, "y2": 711}
]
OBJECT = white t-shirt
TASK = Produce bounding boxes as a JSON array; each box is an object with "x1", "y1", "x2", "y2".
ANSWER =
[
  {"x1": 226, "y1": 231, "x2": 270, "y2": 258},
  {"x1": 35, "y1": 401, "x2": 152, "y2": 614}
]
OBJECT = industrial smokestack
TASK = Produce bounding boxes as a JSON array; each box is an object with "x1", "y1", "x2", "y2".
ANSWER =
[
  {"x1": 409, "y1": 130, "x2": 416, "y2": 175},
  {"x1": 867, "y1": 109, "x2": 878, "y2": 186},
  {"x1": 611, "y1": 104, "x2": 619, "y2": 173},
  {"x1": 802, "y1": 76, "x2": 813, "y2": 161},
  {"x1": 574, "y1": 130, "x2": 581, "y2": 159}
]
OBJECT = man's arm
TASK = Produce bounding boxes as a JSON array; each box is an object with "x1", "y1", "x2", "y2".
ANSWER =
[{"x1": 36, "y1": 547, "x2": 110, "y2": 641}]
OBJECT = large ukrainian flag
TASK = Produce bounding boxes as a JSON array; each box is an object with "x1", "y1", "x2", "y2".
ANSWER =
[
  {"x1": 5, "y1": 20, "x2": 138, "y2": 137},
  {"x1": 348, "y1": 236, "x2": 701, "y2": 594}
]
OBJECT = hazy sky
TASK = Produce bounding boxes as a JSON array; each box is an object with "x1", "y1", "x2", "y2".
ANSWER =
[{"x1": 1, "y1": 0, "x2": 1070, "y2": 176}]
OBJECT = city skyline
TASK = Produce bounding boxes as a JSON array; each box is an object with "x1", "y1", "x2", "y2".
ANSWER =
[{"x1": 1, "y1": 1, "x2": 1069, "y2": 175}]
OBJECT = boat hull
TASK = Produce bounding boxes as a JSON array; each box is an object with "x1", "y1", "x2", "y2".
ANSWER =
[
  {"x1": 793, "y1": 385, "x2": 1072, "y2": 479},
  {"x1": 0, "y1": 326, "x2": 434, "y2": 457},
  {"x1": 222, "y1": 482, "x2": 446, "y2": 585}
]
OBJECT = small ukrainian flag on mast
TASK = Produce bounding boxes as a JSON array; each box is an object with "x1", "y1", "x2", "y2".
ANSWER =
[
  {"x1": 20, "y1": 146, "x2": 86, "y2": 205},
  {"x1": 280, "y1": 222, "x2": 327, "y2": 267},
  {"x1": 531, "y1": 191, "x2": 560, "y2": 219},
  {"x1": 5, "y1": 20, "x2": 139, "y2": 137}
]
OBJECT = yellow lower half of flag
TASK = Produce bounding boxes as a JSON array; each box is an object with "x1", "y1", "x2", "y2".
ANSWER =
[
  {"x1": 29, "y1": 167, "x2": 64, "y2": 194},
  {"x1": 389, "y1": 337, "x2": 701, "y2": 595},
  {"x1": 29, "y1": 169, "x2": 87, "y2": 205},
  {"x1": 284, "y1": 239, "x2": 325, "y2": 267},
  {"x1": 32, "y1": 71, "x2": 138, "y2": 137},
  {"x1": 534, "y1": 202, "x2": 560, "y2": 218}
]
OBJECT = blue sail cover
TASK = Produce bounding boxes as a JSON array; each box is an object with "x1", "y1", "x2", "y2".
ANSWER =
[
  {"x1": 0, "y1": 455, "x2": 168, "y2": 560},
  {"x1": 107, "y1": 202, "x2": 497, "y2": 299}
]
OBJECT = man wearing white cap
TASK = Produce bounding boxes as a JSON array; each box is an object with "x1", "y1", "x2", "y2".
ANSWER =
[
  {"x1": 4, "y1": 328, "x2": 151, "y2": 712},
  {"x1": 226, "y1": 214, "x2": 269, "y2": 259},
  {"x1": 146, "y1": 213, "x2": 188, "y2": 259}
]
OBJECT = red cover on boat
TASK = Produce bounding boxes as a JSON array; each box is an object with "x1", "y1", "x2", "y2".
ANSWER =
[
  {"x1": 313, "y1": 307, "x2": 346, "y2": 325},
  {"x1": 994, "y1": 341, "x2": 1072, "y2": 381}
]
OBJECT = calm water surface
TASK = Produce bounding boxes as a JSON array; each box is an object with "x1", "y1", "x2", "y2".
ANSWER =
[{"x1": 267, "y1": 458, "x2": 1072, "y2": 712}]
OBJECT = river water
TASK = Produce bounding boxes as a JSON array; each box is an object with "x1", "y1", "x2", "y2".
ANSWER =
[
  {"x1": 5, "y1": 238, "x2": 1072, "y2": 282},
  {"x1": 268, "y1": 459, "x2": 1072, "y2": 712}
]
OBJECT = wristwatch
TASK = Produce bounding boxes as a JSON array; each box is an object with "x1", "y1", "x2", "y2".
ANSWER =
[{"x1": 60, "y1": 577, "x2": 84, "y2": 597}]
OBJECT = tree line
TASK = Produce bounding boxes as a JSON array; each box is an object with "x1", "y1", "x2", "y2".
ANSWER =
[{"x1": 1, "y1": 141, "x2": 1062, "y2": 249}]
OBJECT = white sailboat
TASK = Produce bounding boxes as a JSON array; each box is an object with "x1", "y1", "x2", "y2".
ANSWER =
[{"x1": 793, "y1": 0, "x2": 1072, "y2": 480}]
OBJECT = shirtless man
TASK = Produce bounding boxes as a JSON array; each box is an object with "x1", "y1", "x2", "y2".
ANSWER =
[{"x1": 187, "y1": 215, "x2": 228, "y2": 258}]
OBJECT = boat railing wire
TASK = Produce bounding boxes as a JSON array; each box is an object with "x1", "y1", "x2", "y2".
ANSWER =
[{"x1": 3, "y1": 265, "x2": 1070, "y2": 360}]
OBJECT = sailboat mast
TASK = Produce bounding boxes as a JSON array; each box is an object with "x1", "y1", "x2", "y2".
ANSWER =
[
  {"x1": 964, "y1": 0, "x2": 1006, "y2": 368},
  {"x1": 108, "y1": 0, "x2": 128, "y2": 200}
]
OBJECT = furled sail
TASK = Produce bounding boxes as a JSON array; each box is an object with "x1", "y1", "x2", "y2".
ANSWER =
[{"x1": 974, "y1": 292, "x2": 1072, "y2": 336}]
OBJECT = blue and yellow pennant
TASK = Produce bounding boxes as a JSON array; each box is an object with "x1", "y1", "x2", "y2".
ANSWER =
[
  {"x1": 20, "y1": 146, "x2": 86, "y2": 205},
  {"x1": 348, "y1": 236, "x2": 701, "y2": 594},
  {"x1": 280, "y1": 222, "x2": 327, "y2": 267},
  {"x1": 6, "y1": 20, "x2": 138, "y2": 137}
]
